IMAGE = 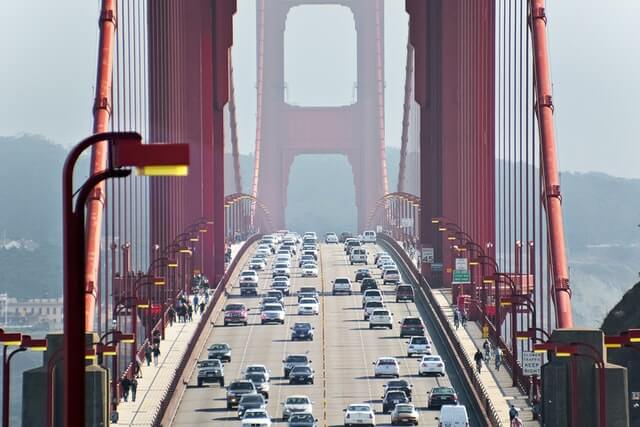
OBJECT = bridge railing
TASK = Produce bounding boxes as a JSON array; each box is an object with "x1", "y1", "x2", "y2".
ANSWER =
[{"x1": 379, "y1": 233, "x2": 503, "y2": 426}]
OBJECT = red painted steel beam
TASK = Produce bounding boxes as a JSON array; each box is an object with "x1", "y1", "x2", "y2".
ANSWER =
[
  {"x1": 397, "y1": 42, "x2": 414, "y2": 193},
  {"x1": 84, "y1": 0, "x2": 117, "y2": 331},
  {"x1": 229, "y1": 65, "x2": 243, "y2": 194},
  {"x1": 530, "y1": 0, "x2": 572, "y2": 327}
]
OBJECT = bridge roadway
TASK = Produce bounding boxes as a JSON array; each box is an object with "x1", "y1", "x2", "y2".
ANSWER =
[{"x1": 171, "y1": 243, "x2": 482, "y2": 426}]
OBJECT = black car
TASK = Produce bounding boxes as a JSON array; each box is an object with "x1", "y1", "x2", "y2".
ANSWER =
[
  {"x1": 355, "y1": 269, "x2": 372, "y2": 282},
  {"x1": 427, "y1": 386, "x2": 458, "y2": 409},
  {"x1": 237, "y1": 393, "x2": 266, "y2": 418},
  {"x1": 339, "y1": 232, "x2": 353, "y2": 243},
  {"x1": 383, "y1": 379, "x2": 413, "y2": 401},
  {"x1": 291, "y1": 322, "x2": 315, "y2": 341},
  {"x1": 287, "y1": 412, "x2": 318, "y2": 427},
  {"x1": 382, "y1": 390, "x2": 410, "y2": 414},
  {"x1": 226, "y1": 380, "x2": 256, "y2": 409},
  {"x1": 288, "y1": 365, "x2": 315, "y2": 384},
  {"x1": 360, "y1": 278, "x2": 379, "y2": 293}
]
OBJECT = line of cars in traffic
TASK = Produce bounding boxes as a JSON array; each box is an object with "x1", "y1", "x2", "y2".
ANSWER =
[{"x1": 197, "y1": 231, "x2": 469, "y2": 426}]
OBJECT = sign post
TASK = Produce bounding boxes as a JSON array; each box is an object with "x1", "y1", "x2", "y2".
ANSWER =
[{"x1": 421, "y1": 247, "x2": 434, "y2": 264}]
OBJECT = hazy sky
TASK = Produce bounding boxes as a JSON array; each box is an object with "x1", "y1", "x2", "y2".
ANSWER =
[{"x1": 1, "y1": 1, "x2": 638, "y2": 178}]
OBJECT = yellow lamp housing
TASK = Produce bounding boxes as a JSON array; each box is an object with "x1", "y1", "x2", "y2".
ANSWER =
[
  {"x1": 437, "y1": 227, "x2": 447, "y2": 232},
  {"x1": 167, "y1": 262, "x2": 178, "y2": 268},
  {"x1": 137, "y1": 303, "x2": 150, "y2": 309},
  {"x1": 533, "y1": 348, "x2": 547, "y2": 354},
  {"x1": 136, "y1": 165, "x2": 189, "y2": 177},
  {"x1": 555, "y1": 352, "x2": 571, "y2": 358},
  {"x1": 605, "y1": 343, "x2": 622, "y2": 349}
]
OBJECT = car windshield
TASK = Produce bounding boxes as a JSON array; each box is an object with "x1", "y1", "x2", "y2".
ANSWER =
[
  {"x1": 289, "y1": 413, "x2": 314, "y2": 422},
  {"x1": 291, "y1": 366, "x2": 311, "y2": 373},
  {"x1": 210, "y1": 344, "x2": 228, "y2": 351},
  {"x1": 299, "y1": 299, "x2": 317, "y2": 304},
  {"x1": 396, "y1": 404, "x2": 414, "y2": 413},
  {"x1": 243, "y1": 411, "x2": 267, "y2": 419},
  {"x1": 230, "y1": 382, "x2": 253, "y2": 390},
  {"x1": 246, "y1": 374, "x2": 266, "y2": 383},
  {"x1": 286, "y1": 397, "x2": 310, "y2": 404},
  {"x1": 275, "y1": 263, "x2": 288, "y2": 268},
  {"x1": 335, "y1": 278, "x2": 349, "y2": 284},
  {"x1": 432, "y1": 387, "x2": 455, "y2": 395},
  {"x1": 242, "y1": 271, "x2": 256, "y2": 276},
  {"x1": 240, "y1": 394, "x2": 265, "y2": 404},
  {"x1": 423, "y1": 356, "x2": 441, "y2": 362},
  {"x1": 294, "y1": 323, "x2": 311, "y2": 330},
  {"x1": 398, "y1": 286, "x2": 413, "y2": 292},
  {"x1": 199, "y1": 360, "x2": 220, "y2": 368},
  {"x1": 388, "y1": 380, "x2": 408, "y2": 387},
  {"x1": 302, "y1": 264, "x2": 316, "y2": 269},
  {"x1": 378, "y1": 359, "x2": 397, "y2": 365},
  {"x1": 386, "y1": 270, "x2": 399, "y2": 275},
  {"x1": 264, "y1": 304, "x2": 282, "y2": 311},
  {"x1": 411, "y1": 337, "x2": 428, "y2": 344},
  {"x1": 246, "y1": 366, "x2": 265, "y2": 373},
  {"x1": 372, "y1": 310, "x2": 389, "y2": 316},
  {"x1": 286, "y1": 356, "x2": 308, "y2": 363},
  {"x1": 366, "y1": 302, "x2": 384, "y2": 308},
  {"x1": 364, "y1": 290, "x2": 381, "y2": 296},
  {"x1": 226, "y1": 304, "x2": 244, "y2": 311},
  {"x1": 348, "y1": 405, "x2": 371, "y2": 412},
  {"x1": 403, "y1": 318, "x2": 422, "y2": 325},
  {"x1": 267, "y1": 292, "x2": 282, "y2": 298},
  {"x1": 300, "y1": 287, "x2": 317, "y2": 293}
]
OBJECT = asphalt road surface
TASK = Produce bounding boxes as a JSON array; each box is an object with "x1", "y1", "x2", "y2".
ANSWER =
[{"x1": 171, "y1": 243, "x2": 476, "y2": 426}]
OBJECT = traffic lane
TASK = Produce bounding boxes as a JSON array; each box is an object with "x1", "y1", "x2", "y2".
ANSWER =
[
  {"x1": 322, "y1": 243, "x2": 451, "y2": 426},
  {"x1": 384, "y1": 242, "x2": 484, "y2": 427},
  {"x1": 172, "y1": 251, "x2": 325, "y2": 426}
]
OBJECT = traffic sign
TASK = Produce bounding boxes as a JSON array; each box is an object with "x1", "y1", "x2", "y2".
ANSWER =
[
  {"x1": 431, "y1": 262, "x2": 443, "y2": 272},
  {"x1": 522, "y1": 351, "x2": 542, "y2": 376},
  {"x1": 455, "y1": 257, "x2": 468, "y2": 271},
  {"x1": 376, "y1": 225, "x2": 383, "y2": 233},
  {"x1": 422, "y1": 247, "x2": 434, "y2": 264},
  {"x1": 452, "y1": 269, "x2": 471, "y2": 284}
]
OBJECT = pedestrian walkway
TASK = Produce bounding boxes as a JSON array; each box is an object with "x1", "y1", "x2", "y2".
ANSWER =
[
  {"x1": 433, "y1": 289, "x2": 539, "y2": 426},
  {"x1": 394, "y1": 239, "x2": 538, "y2": 426},
  {"x1": 113, "y1": 242, "x2": 245, "y2": 426}
]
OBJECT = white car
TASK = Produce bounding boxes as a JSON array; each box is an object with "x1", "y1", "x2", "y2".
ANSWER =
[
  {"x1": 369, "y1": 309, "x2": 393, "y2": 329},
  {"x1": 406, "y1": 336, "x2": 432, "y2": 357},
  {"x1": 301, "y1": 263, "x2": 319, "y2": 277},
  {"x1": 249, "y1": 258, "x2": 267, "y2": 270},
  {"x1": 332, "y1": 277, "x2": 352, "y2": 295},
  {"x1": 362, "y1": 230, "x2": 377, "y2": 243},
  {"x1": 241, "y1": 409, "x2": 271, "y2": 427},
  {"x1": 362, "y1": 289, "x2": 383, "y2": 307},
  {"x1": 261, "y1": 304, "x2": 285, "y2": 325},
  {"x1": 438, "y1": 405, "x2": 469, "y2": 426},
  {"x1": 240, "y1": 270, "x2": 259, "y2": 285},
  {"x1": 281, "y1": 395, "x2": 313, "y2": 420},
  {"x1": 363, "y1": 301, "x2": 385, "y2": 320},
  {"x1": 275, "y1": 254, "x2": 291, "y2": 264},
  {"x1": 298, "y1": 298, "x2": 320, "y2": 315},
  {"x1": 243, "y1": 364, "x2": 271, "y2": 382},
  {"x1": 376, "y1": 256, "x2": 393, "y2": 268},
  {"x1": 325, "y1": 233, "x2": 339, "y2": 243},
  {"x1": 382, "y1": 268, "x2": 400, "y2": 285},
  {"x1": 272, "y1": 263, "x2": 291, "y2": 278},
  {"x1": 418, "y1": 355, "x2": 445, "y2": 376},
  {"x1": 343, "y1": 403, "x2": 376, "y2": 426},
  {"x1": 373, "y1": 357, "x2": 400, "y2": 378},
  {"x1": 350, "y1": 248, "x2": 368, "y2": 265}
]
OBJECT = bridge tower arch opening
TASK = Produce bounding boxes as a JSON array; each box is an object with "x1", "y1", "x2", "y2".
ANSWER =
[
  {"x1": 255, "y1": 0, "x2": 388, "y2": 232},
  {"x1": 286, "y1": 154, "x2": 357, "y2": 234}
]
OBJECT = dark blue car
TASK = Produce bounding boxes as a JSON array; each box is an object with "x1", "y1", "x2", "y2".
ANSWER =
[
  {"x1": 291, "y1": 322, "x2": 314, "y2": 341},
  {"x1": 288, "y1": 412, "x2": 317, "y2": 427}
]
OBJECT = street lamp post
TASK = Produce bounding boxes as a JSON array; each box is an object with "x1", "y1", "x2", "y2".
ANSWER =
[
  {"x1": 62, "y1": 131, "x2": 188, "y2": 427},
  {"x1": 2, "y1": 333, "x2": 47, "y2": 427}
]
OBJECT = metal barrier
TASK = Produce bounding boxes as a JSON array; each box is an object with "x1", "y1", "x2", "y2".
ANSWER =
[{"x1": 378, "y1": 234, "x2": 504, "y2": 427}]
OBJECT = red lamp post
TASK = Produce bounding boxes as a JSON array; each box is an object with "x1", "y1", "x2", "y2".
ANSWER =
[
  {"x1": 62, "y1": 131, "x2": 189, "y2": 427},
  {"x1": 2, "y1": 333, "x2": 47, "y2": 427}
]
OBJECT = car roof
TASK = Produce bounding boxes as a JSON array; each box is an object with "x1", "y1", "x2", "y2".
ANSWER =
[{"x1": 431, "y1": 386, "x2": 455, "y2": 394}]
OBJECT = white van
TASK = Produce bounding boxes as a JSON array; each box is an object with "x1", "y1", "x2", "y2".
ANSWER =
[
  {"x1": 362, "y1": 230, "x2": 377, "y2": 244},
  {"x1": 437, "y1": 404, "x2": 469, "y2": 426},
  {"x1": 350, "y1": 248, "x2": 367, "y2": 265}
]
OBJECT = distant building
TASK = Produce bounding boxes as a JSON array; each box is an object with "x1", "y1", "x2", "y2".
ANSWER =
[{"x1": 0, "y1": 295, "x2": 63, "y2": 331}]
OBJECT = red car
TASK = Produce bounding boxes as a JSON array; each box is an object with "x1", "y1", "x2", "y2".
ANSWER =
[{"x1": 223, "y1": 303, "x2": 248, "y2": 326}]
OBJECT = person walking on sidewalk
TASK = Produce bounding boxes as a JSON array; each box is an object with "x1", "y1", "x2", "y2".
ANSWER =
[
  {"x1": 453, "y1": 309, "x2": 460, "y2": 330},
  {"x1": 199, "y1": 300, "x2": 205, "y2": 315},
  {"x1": 494, "y1": 346, "x2": 503, "y2": 371},
  {"x1": 120, "y1": 376, "x2": 131, "y2": 402},
  {"x1": 194, "y1": 294, "x2": 199, "y2": 308},
  {"x1": 187, "y1": 303, "x2": 194, "y2": 322},
  {"x1": 509, "y1": 404, "x2": 521, "y2": 425},
  {"x1": 474, "y1": 349, "x2": 484, "y2": 373},
  {"x1": 168, "y1": 306, "x2": 176, "y2": 326},
  {"x1": 152, "y1": 345, "x2": 161, "y2": 367},
  {"x1": 144, "y1": 345, "x2": 152, "y2": 367},
  {"x1": 130, "y1": 377, "x2": 138, "y2": 402},
  {"x1": 461, "y1": 309, "x2": 468, "y2": 326}
]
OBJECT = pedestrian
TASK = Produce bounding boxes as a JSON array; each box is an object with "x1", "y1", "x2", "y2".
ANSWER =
[
  {"x1": 144, "y1": 345, "x2": 152, "y2": 367},
  {"x1": 133, "y1": 360, "x2": 142, "y2": 379},
  {"x1": 130, "y1": 377, "x2": 138, "y2": 402},
  {"x1": 188, "y1": 304, "x2": 194, "y2": 322},
  {"x1": 453, "y1": 309, "x2": 460, "y2": 330},
  {"x1": 483, "y1": 340, "x2": 491, "y2": 361},
  {"x1": 168, "y1": 306, "x2": 176, "y2": 326},
  {"x1": 474, "y1": 349, "x2": 484, "y2": 373},
  {"x1": 204, "y1": 290, "x2": 210, "y2": 304},
  {"x1": 199, "y1": 301, "x2": 205, "y2": 315},
  {"x1": 178, "y1": 305, "x2": 185, "y2": 323},
  {"x1": 494, "y1": 346, "x2": 503, "y2": 371},
  {"x1": 152, "y1": 345, "x2": 161, "y2": 367},
  {"x1": 509, "y1": 404, "x2": 520, "y2": 423},
  {"x1": 461, "y1": 309, "x2": 468, "y2": 326},
  {"x1": 152, "y1": 330, "x2": 161, "y2": 348},
  {"x1": 120, "y1": 376, "x2": 131, "y2": 402},
  {"x1": 194, "y1": 294, "x2": 199, "y2": 308}
]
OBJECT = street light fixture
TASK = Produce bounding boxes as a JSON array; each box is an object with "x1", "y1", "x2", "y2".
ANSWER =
[{"x1": 63, "y1": 131, "x2": 189, "y2": 427}]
